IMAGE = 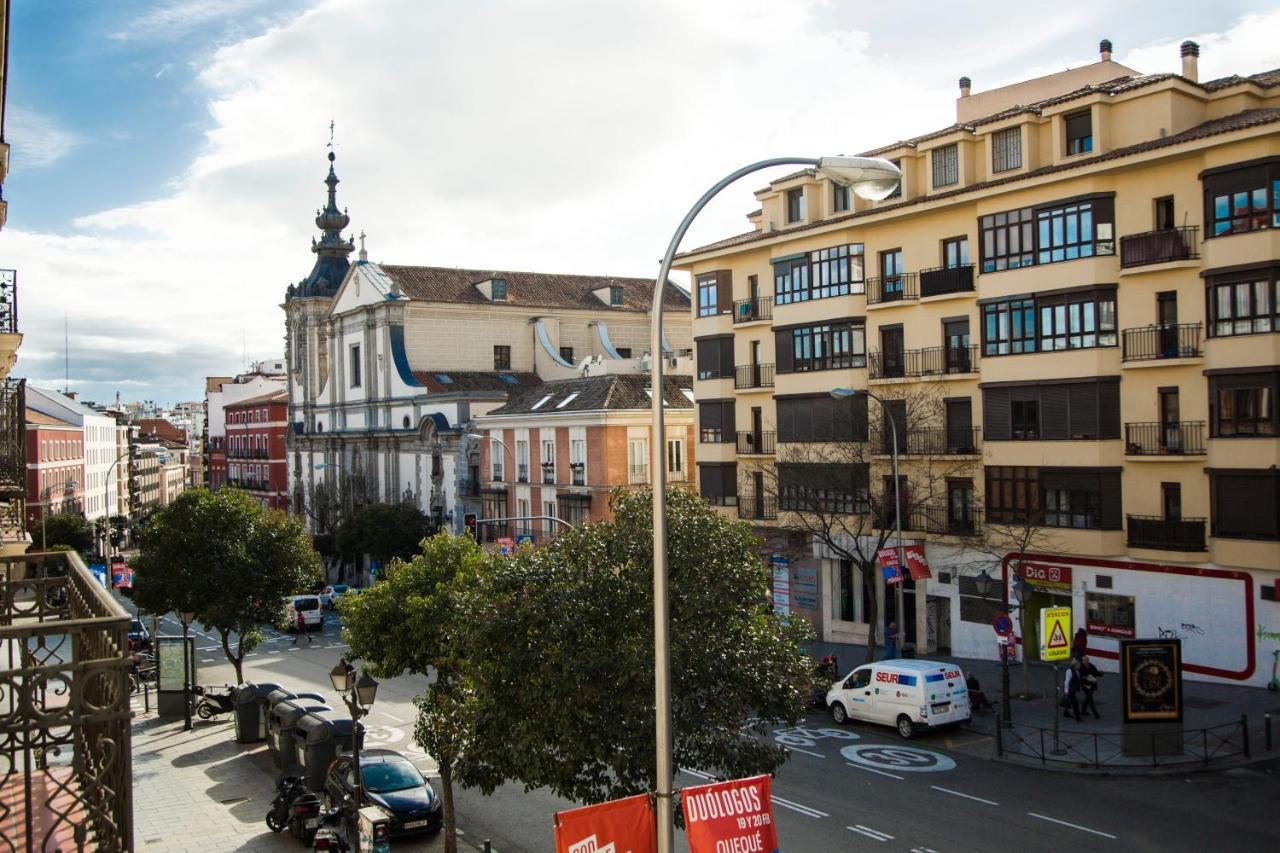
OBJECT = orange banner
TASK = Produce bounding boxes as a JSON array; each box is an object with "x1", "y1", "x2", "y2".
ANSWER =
[
  {"x1": 553, "y1": 793, "x2": 655, "y2": 853},
  {"x1": 682, "y1": 775, "x2": 779, "y2": 853}
]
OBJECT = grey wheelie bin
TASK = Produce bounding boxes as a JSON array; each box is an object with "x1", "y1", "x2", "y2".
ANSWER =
[
  {"x1": 293, "y1": 710, "x2": 367, "y2": 791},
  {"x1": 268, "y1": 697, "x2": 332, "y2": 767},
  {"x1": 232, "y1": 682, "x2": 283, "y2": 744}
]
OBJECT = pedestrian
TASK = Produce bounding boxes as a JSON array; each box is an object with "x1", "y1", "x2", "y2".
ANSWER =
[
  {"x1": 1071, "y1": 627, "x2": 1088, "y2": 661},
  {"x1": 1079, "y1": 655, "x2": 1102, "y2": 719},
  {"x1": 884, "y1": 621, "x2": 899, "y2": 660},
  {"x1": 292, "y1": 610, "x2": 312, "y2": 645},
  {"x1": 1062, "y1": 660, "x2": 1082, "y2": 722}
]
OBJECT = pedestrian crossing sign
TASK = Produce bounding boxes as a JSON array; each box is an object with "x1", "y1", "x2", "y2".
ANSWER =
[{"x1": 1041, "y1": 607, "x2": 1072, "y2": 662}]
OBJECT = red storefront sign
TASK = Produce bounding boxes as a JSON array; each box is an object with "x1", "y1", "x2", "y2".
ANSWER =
[
  {"x1": 1017, "y1": 562, "x2": 1072, "y2": 590},
  {"x1": 877, "y1": 545, "x2": 931, "y2": 580},
  {"x1": 1086, "y1": 619, "x2": 1136, "y2": 639},
  {"x1": 554, "y1": 793, "x2": 655, "y2": 853},
  {"x1": 683, "y1": 774, "x2": 779, "y2": 853}
]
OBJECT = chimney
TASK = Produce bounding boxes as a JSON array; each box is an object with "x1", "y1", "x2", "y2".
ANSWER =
[
  {"x1": 959, "y1": 76, "x2": 971, "y2": 98},
  {"x1": 1099, "y1": 39, "x2": 1112, "y2": 62},
  {"x1": 1181, "y1": 40, "x2": 1199, "y2": 82}
]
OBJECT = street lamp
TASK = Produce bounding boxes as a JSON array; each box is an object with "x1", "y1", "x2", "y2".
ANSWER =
[
  {"x1": 179, "y1": 608, "x2": 196, "y2": 731},
  {"x1": 465, "y1": 432, "x2": 511, "y2": 482},
  {"x1": 831, "y1": 387, "x2": 905, "y2": 659},
  {"x1": 648, "y1": 156, "x2": 900, "y2": 853},
  {"x1": 103, "y1": 448, "x2": 132, "y2": 556},
  {"x1": 330, "y1": 658, "x2": 378, "y2": 810}
]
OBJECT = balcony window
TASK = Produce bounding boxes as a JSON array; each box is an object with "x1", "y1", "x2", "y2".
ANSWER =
[
  {"x1": 833, "y1": 183, "x2": 851, "y2": 213},
  {"x1": 932, "y1": 144, "x2": 958, "y2": 188},
  {"x1": 780, "y1": 321, "x2": 866, "y2": 372},
  {"x1": 1203, "y1": 160, "x2": 1280, "y2": 237},
  {"x1": 1210, "y1": 470, "x2": 1279, "y2": 540},
  {"x1": 979, "y1": 208, "x2": 1034, "y2": 272},
  {"x1": 1036, "y1": 198, "x2": 1113, "y2": 264},
  {"x1": 698, "y1": 462, "x2": 737, "y2": 506},
  {"x1": 1044, "y1": 488, "x2": 1099, "y2": 529},
  {"x1": 776, "y1": 393, "x2": 867, "y2": 443},
  {"x1": 1011, "y1": 400, "x2": 1039, "y2": 440},
  {"x1": 698, "y1": 399, "x2": 735, "y2": 443},
  {"x1": 1064, "y1": 110, "x2": 1092, "y2": 156},
  {"x1": 981, "y1": 297, "x2": 1036, "y2": 355},
  {"x1": 1207, "y1": 273, "x2": 1278, "y2": 337},
  {"x1": 773, "y1": 255, "x2": 809, "y2": 305},
  {"x1": 697, "y1": 273, "x2": 719, "y2": 318},
  {"x1": 666, "y1": 438, "x2": 684, "y2": 480},
  {"x1": 786, "y1": 188, "x2": 805, "y2": 223},
  {"x1": 809, "y1": 244, "x2": 864, "y2": 298},
  {"x1": 1211, "y1": 385, "x2": 1276, "y2": 437},
  {"x1": 943, "y1": 236, "x2": 969, "y2": 268},
  {"x1": 696, "y1": 335, "x2": 734, "y2": 380},
  {"x1": 992, "y1": 127, "x2": 1021, "y2": 173},
  {"x1": 983, "y1": 379, "x2": 1120, "y2": 442},
  {"x1": 778, "y1": 462, "x2": 869, "y2": 515},
  {"x1": 1038, "y1": 292, "x2": 1117, "y2": 350}
]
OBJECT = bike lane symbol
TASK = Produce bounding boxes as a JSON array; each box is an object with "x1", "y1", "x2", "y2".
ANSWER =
[{"x1": 840, "y1": 744, "x2": 956, "y2": 773}]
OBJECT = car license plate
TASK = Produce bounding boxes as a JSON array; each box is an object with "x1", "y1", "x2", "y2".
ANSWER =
[
  {"x1": 403, "y1": 819, "x2": 431, "y2": 829},
  {"x1": 305, "y1": 818, "x2": 318, "y2": 829},
  {"x1": 931, "y1": 702, "x2": 950, "y2": 713}
]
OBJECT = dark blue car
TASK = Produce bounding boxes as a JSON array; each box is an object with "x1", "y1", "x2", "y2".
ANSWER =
[{"x1": 324, "y1": 748, "x2": 443, "y2": 837}]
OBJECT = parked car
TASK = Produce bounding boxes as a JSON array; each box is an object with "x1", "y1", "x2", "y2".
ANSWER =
[
  {"x1": 323, "y1": 749, "x2": 443, "y2": 838},
  {"x1": 286, "y1": 595, "x2": 325, "y2": 631},
  {"x1": 128, "y1": 618, "x2": 151, "y2": 652},
  {"x1": 322, "y1": 584, "x2": 351, "y2": 610},
  {"x1": 826, "y1": 659, "x2": 971, "y2": 739}
]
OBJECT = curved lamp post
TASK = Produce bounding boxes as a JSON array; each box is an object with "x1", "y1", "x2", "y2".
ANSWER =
[{"x1": 649, "y1": 156, "x2": 900, "y2": 853}]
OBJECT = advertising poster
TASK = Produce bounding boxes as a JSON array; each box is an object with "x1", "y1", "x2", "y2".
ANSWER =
[
  {"x1": 553, "y1": 793, "x2": 655, "y2": 853},
  {"x1": 111, "y1": 564, "x2": 133, "y2": 589},
  {"x1": 876, "y1": 547, "x2": 904, "y2": 585},
  {"x1": 682, "y1": 774, "x2": 779, "y2": 853},
  {"x1": 1122, "y1": 638, "x2": 1183, "y2": 722},
  {"x1": 902, "y1": 545, "x2": 931, "y2": 580},
  {"x1": 793, "y1": 566, "x2": 818, "y2": 610},
  {"x1": 770, "y1": 556, "x2": 790, "y2": 617}
]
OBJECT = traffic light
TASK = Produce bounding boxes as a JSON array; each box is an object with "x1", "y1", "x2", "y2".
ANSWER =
[{"x1": 463, "y1": 513, "x2": 478, "y2": 539}]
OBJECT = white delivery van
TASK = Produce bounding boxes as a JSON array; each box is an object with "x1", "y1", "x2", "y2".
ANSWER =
[
  {"x1": 286, "y1": 594, "x2": 325, "y2": 631},
  {"x1": 826, "y1": 659, "x2": 970, "y2": 739}
]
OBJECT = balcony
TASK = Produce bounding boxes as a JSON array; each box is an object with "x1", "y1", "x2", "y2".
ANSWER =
[
  {"x1": 491, "y1": 466, "x2": 505, "y2": 483},
  {"x1": 868, "y1": 346, "x2": 977, "y2": 380},
  {"x1": 1127, "y1": 515, "x2": 1207, "y2": 551},
  {"x1": 0, "y1": 378, "x2": 23, "y2": 498},
  {"x1": 459, "y1": 478, "x2": 480, "y2": 498},
  {"x1": 875, "y1": 426, "x2": 981, "y2": 456},
  {"x1": 865, "y1": 273, "x2": 918, "y2": 305},
  {"x1": 736, "y1": 431, "x2": 776, "y2": 455},
  {"x1": 0, "y1": 267, "x2": 17, "y2": 334},
  {"x1": 734, "y1": 363, "x2": 775, "y2": 390},
  {"x1": 733, "y1": 296, "x2": 773, "y2": 324},
  {"x1": 628, "y1": 464, "x2": 650, "y2": 485},
  {"x1": 918, "y1": 264, "x2": 975, "y2": 298},
  {"x1": 1119, "y1": 226, "x2": 1200, "y2": 268},
  {"x1": 1121, "y1": 323, "x2": 1202, "y2": 362},
  {"x1": 516, "y1": 463, "x2": 529, "y2": 483},
  {"x1": 1124, "y1": 422, "x2": 1206, "y2": 456},
  {"x1": 541, "y1": 463, "x2": 556, "y2": 485},
  {"x1": 570, "y1": 462, "x2": 585, "y2": 486},
  {"x1": 737, "y1": 494, "x2": 777, "y2": 521},
  {"x1": 908, "y1": 503, "x2": 983, "y2": 536},
  {"x1": 0, "y1": 551, "x2": 133, "y2": 851}
]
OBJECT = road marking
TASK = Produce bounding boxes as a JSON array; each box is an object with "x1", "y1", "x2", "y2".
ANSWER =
[
  {"x1": 847, "y1": 825, "x2": 893, "y2": 842},
  {"x1": 200, "y1": 658, "x2": 215, "y2": 663},
  {"x1": 380, "y1": 712, "x2": 406, "y2": 724},
  {"x1": 910, "y1": 848, "x2": 941, "y2": 853},
  {"x1": 769, "y1": 796, "x2": 827, "y2": 819},
  {"x1": 1027, "y1": 812, "x2": 1117, "y2": 839},
  {"x1": 681, "y1": 768, "x2": 715, "y2": 781},
  {"x1": 845, "y1": 762, "x2": 904, "y2": 781},
  {"x1": 198, "y1": 646, "x2": 219, "y2": 652},
  {"x1": 785, "y1": 746, "x2": 824, "y2": 758},
  {"x1": 930, "y1": 785, "x2": 998, "y2": 806},
  {"x1": 841, "y1": 744, "x2": 956, "y2": 773},
  {"x1": 944, "y1": 733, "x2": 992, "y2": 749}
]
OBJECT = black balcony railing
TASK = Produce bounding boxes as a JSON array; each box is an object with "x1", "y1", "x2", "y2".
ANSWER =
[
  {"x1": 0, "y1": 377, "x2": 24, "y2": 498},
  {"x1": 865, "y1": 273, "x2": 919, "y2": 305},
  {"x1": 737, "y1": 494, "x2": 777, "y2": 521},
  {"x1": 918, "y1": 264, "x2": 974, "y2": 298},
  {"x1": 874, "y1": 426, "x2": 980, "y2": 456},
  {"x1": 908, "y1": 503, "x2": 983, "y2": 536},
  {"x1": 491, "y1": 466, "x2": 505, "y2": 482},
  {"x1": 517, "y1": 463, "x2": 529, "y2": 483},
  {"x1": 1122, "y1": 323, "x2": 1201, "y2": 362},
  {"x1": 1125, "y1": 421, "x2": 1206, "y2": 455},
  {"x1": 0, "y1": 268, "x2": 17, "y2": 334},
  {"x1": 734, "y1": 363, "x2": 775, "y2": 389},
  {"x1": 1119, "y1": 226, "x2": 1200, "y2": 268},
  {"x1": 541, "y1": 463, "x2": 555, "y2": 484},
  {"x1": 733, "y1": 296, "x2": 774, "y2": 324},
  {"x1": 0, "y1": 551, "x2": 134, "y2": 851},
  {"x1": 1127, "y1": 515, "x2": 1207, "y2": 551},
  {"x1": 870, "y1": 346, "x2": 978, "y2": 379},
  {"x1": 570, "y1": 462, "x2": 585, "y2": 486},
  {"x1": 736, "y1": 431, "x2": 777, "y2": 455}
]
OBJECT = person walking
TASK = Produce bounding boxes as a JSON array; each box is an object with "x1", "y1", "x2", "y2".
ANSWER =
[
  {"x1": 292, "y1": 610, "x2": 312, "y2": 645},
  {"x1": 1063, "y1": 659, "x2": 1083, "y2": 722},
  {"x1": 1079, "y1": 655, "x2": 1102, "y2": 719},
  {"x1": 884, "y1": 621, "x2": 899, "y2": 660},
  {"x1": 1071, "y1": 627, "x2": 1088, "y2": 661}
]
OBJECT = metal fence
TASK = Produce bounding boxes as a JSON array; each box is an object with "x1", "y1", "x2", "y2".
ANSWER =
[
  {"x1": 0, "y1": 270, "x2": 16, "y2": 335},
  {"x1": 995, "y1": 713, "x2": 1250, "y2": 769},
  {"x1": 0, "y1": 551, "x2": 133, "y2": 851}
]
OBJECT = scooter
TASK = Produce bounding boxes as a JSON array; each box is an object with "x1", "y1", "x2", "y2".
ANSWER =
[
  {"x1": 289, "y1": 790, "x2": 324, "y2": 845},
  {"x1": 192, "y1": 684, "x2": 236, "y2": 720},
  {"x1": 310, "y1": 805, "x2": 351, "y2": 851},
  {"x1": 265, "y1": 775, "x2": 310, "y2": 834}
]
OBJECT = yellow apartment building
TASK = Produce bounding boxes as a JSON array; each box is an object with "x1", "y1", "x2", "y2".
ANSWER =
[{"x1": 675, "y1": 39, "x2": 1280, "y2": 687}]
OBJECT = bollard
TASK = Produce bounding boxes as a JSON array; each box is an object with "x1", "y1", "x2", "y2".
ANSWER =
[
  {"x1": 1266, "y1": 713, "x2": 1273, "y2": 752},
  {"x1": 994, "y1": 711, "x2": 1003, "y2": 756},
  {"x1": 144, "y1": 682, "x2": 150, "y2": 713}
]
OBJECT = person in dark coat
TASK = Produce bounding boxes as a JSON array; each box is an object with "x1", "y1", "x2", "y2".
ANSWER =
[
  {"x1": 1079, "y1": 655, "x2": 1102, "y2": 719},
  {"x1": 1071, "y1": 628, "x2": 1088, "y2": 660},
  {"x1": 1063, "y1": 660, "x2": 1083, "y2": 722}
]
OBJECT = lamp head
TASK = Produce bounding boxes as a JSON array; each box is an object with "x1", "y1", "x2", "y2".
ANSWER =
[
  {"x1": 817, "y1": 156, "x2": 902, "y2": 201},
  {"x1": 829, "y1": 387, "x2": 859, "y2": 399},
  {"x1": 974, "y1": 569, "x2": 993, "y2": 598},
  {"x1": 354, "y1": 670, "x2": 379, "y2": 707},
  {"x1": 329, "y1": 660, "x2": 355, "y2": 693}
]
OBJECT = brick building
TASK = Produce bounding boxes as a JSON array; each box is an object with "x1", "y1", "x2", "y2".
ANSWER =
[{"x1": 224, "y1": 389, "x2": 288, "y2": 510}]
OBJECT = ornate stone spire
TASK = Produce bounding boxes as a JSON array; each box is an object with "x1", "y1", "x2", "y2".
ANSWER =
[{"x1": 288, "y1": 150, "x2": 355, "y2": 301}]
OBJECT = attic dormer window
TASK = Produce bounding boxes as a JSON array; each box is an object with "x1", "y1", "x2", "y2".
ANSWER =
[
  {"x1": 610, "y1": 285, "x2": 624, "y2": 306},
  {"x1": 491, "y1": 278, "x2": 508, "y2": 301}
]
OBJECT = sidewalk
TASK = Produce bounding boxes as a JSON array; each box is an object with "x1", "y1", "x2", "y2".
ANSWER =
[
  {"x1": 807, "y1": 639, "x2": 1280, "y2": 770},
  {"x1": 131, "y1": 703, "x2": 479, "y2": 852}
]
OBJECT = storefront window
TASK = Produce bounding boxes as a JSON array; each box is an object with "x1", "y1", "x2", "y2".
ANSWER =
[{"x1": 1085, "y1": 591, "x2": 1136, "y2": 639}]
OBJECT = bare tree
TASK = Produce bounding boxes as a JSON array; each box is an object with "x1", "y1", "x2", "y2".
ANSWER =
[{"x1": 759, "y1": 386, "x2": 978, "y2": 663}]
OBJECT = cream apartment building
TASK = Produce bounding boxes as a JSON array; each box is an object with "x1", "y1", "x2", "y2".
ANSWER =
[{"x1": 676, "y1": 39, "x2": 1280, "y2": 687}]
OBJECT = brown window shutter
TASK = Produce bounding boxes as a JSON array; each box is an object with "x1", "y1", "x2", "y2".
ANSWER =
[
  {"x1": 699, "y1": 401, "x2": 722, "y2": 433},
  {"x1": 716, "y1": 270, "x2": 733, "y2": 314},
  {"x1": 775, "y1": 329, "x2": 795, "y2": 374},
  {"x1": 982, "y1": 387, "x2": 1011, "y2": 441},
  {"x1": 1098, "y1": 380, "x2": 1121, "y2": 439},
  {"x1": 718, "y1": 337, "x2": 735, "y2": 378},
  {"x1": 721, "y1": 402, "x2": 737, "y2": 436},
  {"x1": 1068, "y1": 382, "x2": 1100, "y2": 439},
  {"x1": 1098, "y1": 471, "x2": 1122, "y2": 529},
  {"x1": 1040, "y1": 385, "x2": 1069, "y2": 440}
]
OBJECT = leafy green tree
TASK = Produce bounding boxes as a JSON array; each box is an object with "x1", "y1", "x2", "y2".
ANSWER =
[
  {"x1": 339, "y1": 533, "x2": 486, "y2": 853},
  {"x1": 459, "y1": 487, "x2": 813, "y2": 807},
  {"x1": 134, "y1": 488, "x2": 321, "y2": 682},
  {"x1": 31, "y1": 512, "x2": 93, "y2": 553},
  {"x1": 335, "y1": 501, "x2": 434, "y2": 567}
]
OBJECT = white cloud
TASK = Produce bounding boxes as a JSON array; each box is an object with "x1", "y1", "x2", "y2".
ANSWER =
[
  {"x1": 110, "y1": 0, "x2": 290, "y2": 42},
  {"x1": 4, "y1": 106, "x2": 81, "y2": 169},
  {"x1": 1121, "y1": 9, "x2": 1280, "y2": 81}
]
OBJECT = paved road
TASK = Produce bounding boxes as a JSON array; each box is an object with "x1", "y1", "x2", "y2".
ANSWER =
[{"x1": 132, "y1": 604, "x2": 1280, "y2": 852}]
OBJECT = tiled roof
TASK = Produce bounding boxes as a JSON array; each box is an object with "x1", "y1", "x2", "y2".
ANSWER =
[
  {"x1": 410, "y1": 371, "x2": 541, "y2": 394},
  {"x1": 679, "y1": 107, "x2": 1280, "y2": 259},
  {"x1": 378, "y1": 265, "x2": 690, "y2": 312},
  {"x1": 226, "y1": 389, "x2": 289, "y2": 408},
  {"x1": 24, "y1": 409, "x2": 76, "y2": 428},
  {"x1": 484, "y1": 374, "x2": 693, "y2": 416}
]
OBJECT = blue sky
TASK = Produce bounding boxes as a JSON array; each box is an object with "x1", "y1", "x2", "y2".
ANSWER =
[{"x1": 2, "y1": 0, "x2": 1278, "y2": 406}]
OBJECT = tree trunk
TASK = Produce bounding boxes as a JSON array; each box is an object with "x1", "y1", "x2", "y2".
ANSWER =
[
  {"x1": 220, "y1": 628, "x2": 244, "y2": 684},
  {"x1": 440, "y1": 761, "x2": 457, "y2": 853},
  {"x1": 861, "y1": 561, "x2": 880, "y2": 664}
]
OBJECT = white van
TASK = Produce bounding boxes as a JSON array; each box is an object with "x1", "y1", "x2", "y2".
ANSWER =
[
  {"x1": 826, "y1": 659, "x2": 970, "y2": 739},
  {"x1": 286, "y1": 595, "x2": 324, "y2": 631}
]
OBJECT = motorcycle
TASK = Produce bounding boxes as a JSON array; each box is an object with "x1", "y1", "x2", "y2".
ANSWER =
[
  {"x1": 310, "y1": 805, "x2": 351, "y2": 851},
  {"x1": 265, "y1": 774, "x2": 310, "y2": 835},
  {"x1": 288, "y1": 790, "x2": 323, "y2": 845},
  {"x1": 192, "y1": 684, "x2": 236, "y2": 720}
]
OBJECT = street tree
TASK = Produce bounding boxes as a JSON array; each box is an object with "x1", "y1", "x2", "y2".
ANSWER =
[
  {"x1": 459, "y1": 486, "x2": 813, "y2": 808},
  {"x1": 134, "y1": 488, "x2": 321, "y2": 682},
  {"x1": 31, "y1": 511, "x2": 93, "y2": 553},
  {"x1": 338, "y1": 532, "x2": 487, "y2": 853},
  {"x1": 335, "y1": 501, "x2": 434, "y2": 567},
  {"x1": 759, "y1": 386, "x2": 976, "y2": 663}
]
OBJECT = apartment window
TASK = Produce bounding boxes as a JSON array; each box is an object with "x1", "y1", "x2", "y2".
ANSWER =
[
  {"x1": 1210, "y1": 470, "x2": 1279, "y2": 540},
  {"x1": 541, "y1": 439, "x2": 556, "y2": 483},
  {"x1": 776, "y1": 393, "x2": 868, "y2": 443},
  {"x1": 543, "y1": 500, "x2": 558, "y2": 533},
  {"x1": 1209, "y1": 371, "x2": 1278, "y2": 437},
  {"x1": 1038, "y1": 290, "x2": 1117, "y2": 350},
  {"x1": 610, "y1": 285, "x2": 624, "y2": 306},
  {"x1": 1042, "y1": 469, "x2": 1121, "y2": 529},
  {"x1": 932, "y1": 144, "x2": 958, "y2": 188},
  {"x1": 979, "y1": 208, "x2": 1034, "y2": 271},
  {"x1": 559, "y1": 346, "x2": 574, "y2": 363},
  {"x1": 813, "y1": 243, "x2": 864, "y2": 298},
  {"x1": 698, "y1": 462, "x2": 738, "y2": 507},
  {"x1": 349, "y1": 344, "x2": 362, "y2": 388},
  {"x1": 1044, "y1": 488, "x2": 1099, "y2": 529},
  {"x1": 983, "y1": 379, "x2": 1121, "y2": 441},
  {"x1": 833, "y1": 183, "x2": 851, "y2": 213},
  {"x1": 666, "y1": 438, "x2": 684, "y2": 480},
  {"x1": 516, "y1": 498, "x2": 531, "y2": 536},
  {"x1": 491, "y1": 278, "x2": 508, "y2": 301},
  {"x1": 627, "y1": 439, "x2": 648, "y2": 484},
  {"x1": 1037, "y1": 198, "x2": 1114, "y2": 264},
  {"x1": 515, "y1": 440, "x2": 529, "y2": 481},
  {"x1": 493, "y1": 345, "x2": 511, "y2": 371},
  {"x1": 981, "y1": 297, "x2": 1037, "y2": 355},
  {"x1": 697, "y1": 273, "x2": 719, "y2": 318},
  {"x1": 1207, "y1": 271, "x2": 1278, "y2": 337},
  {"x1": 698, "y1": 400, "x2": 735, "y2": 443},
  {"x1": 943, "y1": 236, "x2": 969, "y2": 268},
  {"x1": 1064, "y1": 110, "x2": 1093, "y2": 156},
  {"x1": 778, "y1": 463, "x2": 868, "y2": 515},
  {"x1": 1203, "y1": 159, "x2": 1280, "y2": 236},
  {"x1": 558, "y1": 494, "x2": 590, "y2": 527},
  {"x1": 778, "y1": 320, "x2": 866, "y2": 373},
  {"x1": 992, "y1": 127, "x2": 1021, "y2": 173},
  {"x1": 771, "y1": 254, "x2": 807, "y2": 305},
  {"x1": 616, "y1": 348, "x2": 631, "y2": 358},
  {"x1": 786, "y1": 187, "x2": 805, "y2": 223},
  {"x1": 569, "y1": 438, "x2": 586, "y2": 484},
  {"x1": 695, "y1": 335, "x2": 734, "y2": 380},
  {"x1": 1011, "y1": 400, "x2": 1040, "y2": 440},
  {"x1": 984, "y1": 466, "x2": 1041, "y2": 524}
]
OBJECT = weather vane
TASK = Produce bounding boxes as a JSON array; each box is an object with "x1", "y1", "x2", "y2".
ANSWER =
[{"x1": 327, "y1": 119, "x2": 336, "y2": 149}]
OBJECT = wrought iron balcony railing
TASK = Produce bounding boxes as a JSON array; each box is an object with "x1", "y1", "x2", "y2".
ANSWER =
[
  {"x1": 736, "y1": 431, "x2": 776, "y2": 455},
  {"x1": 569, "y1": 462, "x2": 585, "y2": 486},
  {"x1": 0, "y1": 268, "x2": 17, "y2": 334},
  {"x1": 869, "y1": 346, "x2": 977, "y2": 379},
  {"x1": 874, "y1": 426, "x2": 981, "y2": 456},
  {"x1": 865, "y1": 273, "x2": 919, "y2": 305},
  {"x1": 628, "y1": 464, "x2": 650, "y2": 485},
  {"x1": 1119, "y1": 226, "x2": 1200, "y2": 268},
  {"x1": 734, "y1": 363, "x2": 775, "y2": 389},
  {"x1": 459, "y1": 478, "x2": 480, "y2": 498},
  {"x1": 733, "y1": 296, "x2": 774, "y2": 324},
  {"x1": 918, "y1": 264, "x2": 974, "y2": 298},
  {"x1": 0, "y1": 378, "x2": 23, "y2": 498},
  {"x1": 1127, "y1": 515, "x2": 1207, "y2": 551},
  {"x1": 1124, "y1": 421, "x2": 1206, "y2": 455},
  {"x1": 541, "y1": 463, "x2": 556, "y2": 485},
  {"x1": 907, "y1": 503, "x2": 983, "y2": 536},
  {"x1": 1121, "y1": 323, "x2": 1201, "y2": 362},
  {"x1": 516, "y1": 463, "x2": 529, "y2": 483},
  {"x1": 737, "y1": 494, "x2": 777, "y2": 521}
]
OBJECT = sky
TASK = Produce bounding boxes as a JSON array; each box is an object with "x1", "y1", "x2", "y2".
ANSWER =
[{"x1": 2, "y1": 0, "x2": 1279, "y2": 406}]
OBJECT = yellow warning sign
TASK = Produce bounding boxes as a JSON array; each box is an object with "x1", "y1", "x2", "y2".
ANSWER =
[{"x1": 1041, "y1": 607, "x2": 1072, "y2": 662}]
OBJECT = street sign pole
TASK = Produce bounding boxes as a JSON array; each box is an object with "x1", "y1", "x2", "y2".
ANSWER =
[{"x1": 1051, "y1": 664, "x2": 1066, "y2": 755}]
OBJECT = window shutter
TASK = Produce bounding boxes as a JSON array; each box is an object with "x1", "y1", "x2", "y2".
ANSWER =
[
  {"x1": 723, "y1": 463, "x2": 738, "y2": 497},
  {"x1": 886, "y1": 399, "x2": 907, "y2": 450},
  {"x1": 1040, "y1": 386, "x2": 1069, "y2": 440},
  {"x1": 698, "y1": 464, "x2": 721, "y2": 499},
  {"x1": 721, "y1": 402, "x2": 736, "y2": 437},
  {"x1": 775, "y1": 329, "x2": 795, "y2": 373},
  {"x1": 1098, "y1": 380, "x2": 1121, "y2": 440},
  {"x1": 775, "y1": 399, "x2": 794, "y2": 442},
  {"x1": 982, "y1": 387, "x2": 1011, "y2": 441},
  {"x1": 697, "y1": 340, "x2": 716, "y2": 377},
  {"x1": 946, "y1": 399, "x2": 973, "y2": 448},
  {"x1": 1068, "y1": 382, "x2": 1099, "y2": 439},
  {"x1": 718, "y1": 337, "x2": 735, "y2": 378},
  {"x1": 699, "y1": 401, "x2": 722, "y2": 433},
  {"x1": 1098, "y1": 471, "x2": 1122, "y2": 529},
  {"x1": 716, "y1": 270, "x2": 733, "y2": 315}
]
